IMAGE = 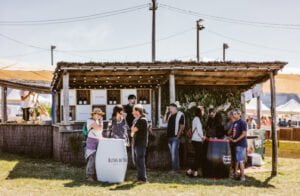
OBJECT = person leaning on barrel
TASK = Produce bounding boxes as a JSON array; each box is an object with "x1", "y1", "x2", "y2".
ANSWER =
[
  {"x1": 85, "y1": 108, "x2": 105, "y2": 182},
  {"x1": 206, "y1": 108, "x2": 226, "y2": 139},
  {"x1": 131, "y1": 104, "x2": 149, "y2": 183},
  {"x1": 186, "y1": 106, "x2": 205, "y2": 178},
  {"x1": 229, "y1": 108, "x2": 247, "y2": 182}
]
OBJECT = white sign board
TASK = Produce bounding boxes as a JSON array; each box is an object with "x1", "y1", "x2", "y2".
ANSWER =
[
  {"x1": 121, "y1": 89, "x2": 137, "y2": 105},
  {"x1": 91, "y1": 90, "x2": 107, "y2": 105},
  {"x1": 76, "y1": 105, "x2": 92, "y2": 121},
  {"x1": 61, "y1": 89, "x2": 76, "y2": 106}
]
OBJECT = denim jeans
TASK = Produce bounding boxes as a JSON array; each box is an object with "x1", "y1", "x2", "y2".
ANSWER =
[
  {"x1": 168, "y1": 137, "x2": 180, "y2": 171},
  {"x1": 134, "y1": 145, "x2": 147, "y2": 181},
  {"x1": 86, "y1": 153, "x2": 96, "y2": 178}
]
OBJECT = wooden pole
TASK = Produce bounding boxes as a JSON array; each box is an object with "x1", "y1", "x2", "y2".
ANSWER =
[
  {"x1": 241, "y1": 92, "x2": 246, "y2": 121},
  {"x1": 62, "y1": 71, "x2": 70, "y2": 124},
  {"x1": 1, "y1": 86, "x2": 8, "y2": 123},
  {"x1": 151, "y1": 88, "x2": 156, "y2": 127},
  {"x1": 270, "y1": 71, "x2": 278, "y2": 176},
  {"x1": 157, "y1": 86, "x2": 161, "y2": 128},
  {"x1": 151, "y1": 0, "x2": 157, "y2": 63},
  {"x1": 257, "y1": 95, "x2": 261, "y2": 129},
  {"x1": 169, "y1": 73, "x2": 176, "y2": 104}
]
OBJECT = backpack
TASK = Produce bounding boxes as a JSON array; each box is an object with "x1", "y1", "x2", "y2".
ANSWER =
[{"x1": 82, "y1": 119, "x2": 92, "y2": 147}]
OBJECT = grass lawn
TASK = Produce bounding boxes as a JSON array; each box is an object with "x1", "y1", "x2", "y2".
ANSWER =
[{"x1": 1, "y1": 141, "x2": 300, "y2": 196}]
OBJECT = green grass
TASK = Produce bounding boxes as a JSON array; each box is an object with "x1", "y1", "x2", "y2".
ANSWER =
[{"x1": 1, "y1": 141, "x2": 300, "y2": 196}]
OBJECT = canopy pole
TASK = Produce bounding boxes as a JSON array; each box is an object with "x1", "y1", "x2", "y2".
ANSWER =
[
  {"x1": 1, "y1": 86, "x2": 8, "y2": 123},
  {"x1": 270, "y1": 71, "x2": 278, "y2": 176},
  {"x1": 257, "y1": 95, "x2": 261, "y2": 129}
]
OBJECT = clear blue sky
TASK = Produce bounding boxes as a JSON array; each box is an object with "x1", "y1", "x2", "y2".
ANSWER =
[{"x1": 0, "y1": 0, "x2": 299, "y2": 72}]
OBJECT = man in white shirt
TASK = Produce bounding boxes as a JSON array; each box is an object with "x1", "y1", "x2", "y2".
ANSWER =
[{"x1": 20, "y1": 90, "x2": 32, "y2": 121}]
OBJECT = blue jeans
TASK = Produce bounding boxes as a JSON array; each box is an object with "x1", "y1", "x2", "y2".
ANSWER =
[
  {"x1": 235, "y1": 146, "x2": 246, "y2": 162},
  {"x1": 168, "y1": 137, "x2": 180, "y2": 171},
  {"x1": 134, "y1": 145, "x2": 147, "y2": 181}
]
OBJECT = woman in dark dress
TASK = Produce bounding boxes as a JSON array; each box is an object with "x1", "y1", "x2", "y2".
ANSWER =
[{"x1": 110, "y1": 105, "x2": 129, "y2": 146}]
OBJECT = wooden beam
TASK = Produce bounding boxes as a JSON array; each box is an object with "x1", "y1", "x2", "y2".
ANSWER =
[
  {"x1": 1, "y1": 86, "x2": 8, "y2": 123},
  {"x1": 169, "y1": 73, "x2": 176, "y2": 104},
  {"x1": 151, "y1": 88, "x2": 156, "y2": 127},
  {"x1": 270, "y1": 71, "x2": 278, "y2": 176},
  {"x1": 62, "y1": 72, "x2": 70, "y2": 124}
]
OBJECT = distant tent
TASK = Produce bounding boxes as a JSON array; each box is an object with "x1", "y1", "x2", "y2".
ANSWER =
[
  {"x1": 277, "y1": 99, "x2": 300, "y2": 115},
  {"x1": 246, "y1": 98, "x2": 270, "y2": 115}
]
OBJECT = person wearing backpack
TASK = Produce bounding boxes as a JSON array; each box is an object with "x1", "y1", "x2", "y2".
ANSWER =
[
  {"x1": 85, "y1": 108, "x2": 105, "y2": 182},
  {"x1": 186, "y1": 106, "x2": 205, "y2": 178}
]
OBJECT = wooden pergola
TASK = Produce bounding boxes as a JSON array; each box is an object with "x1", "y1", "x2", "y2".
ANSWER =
[{"x1": 51, "y1": 61, "x2": 287, "y2": 176}]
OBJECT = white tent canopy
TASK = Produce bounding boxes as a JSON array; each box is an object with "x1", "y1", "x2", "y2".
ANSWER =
[
  {"x1": 277, "y1": 99, "x2": 300, "y2": 115},
  {"x1": 246, "y1": 98, "x2": 270, "y2": 114}
]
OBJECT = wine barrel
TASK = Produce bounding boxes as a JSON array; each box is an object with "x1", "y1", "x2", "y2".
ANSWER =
[
  {"x1": 95, "y1": 138, "x2": 128, "y2": 183},
  {"x1": 203, "y1": 138, "x2": 231, "y2": 178}
]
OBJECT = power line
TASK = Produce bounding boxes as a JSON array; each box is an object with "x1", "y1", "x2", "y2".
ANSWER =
[
  {"x1": 0, "y1": 4, "x2": 148, "y2": 26},
  {"x1": 160, "y1": 4, "x2": 300, "y2": 30},
  {"x1": 205, "y1": 28, "x2": 300, "y2": 55},
  {"x1": 60, "y1": 28, "x2": 194, "y2": 53}
]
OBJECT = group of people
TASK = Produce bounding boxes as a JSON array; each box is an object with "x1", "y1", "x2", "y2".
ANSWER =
[
  {"x1": 163, "y1": 104, "x2": 248, "y2": 182},
  {"x1": 84, "y1": 96, "x2": 248, "y2": 183},
  {"x1": 85, "y1": 94, "x2": 149, "y2": 183},
  {"x1": 20, "y1": 90, "x2": 50, "y2": 122}
]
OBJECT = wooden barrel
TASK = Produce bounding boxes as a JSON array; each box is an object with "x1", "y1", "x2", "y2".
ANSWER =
[
  {"x1": 95, "y1": 139, "x2": 128, "y2": 183},
  {"x1": 203, "y1": 138, "x2": 231, "y2": 178}
]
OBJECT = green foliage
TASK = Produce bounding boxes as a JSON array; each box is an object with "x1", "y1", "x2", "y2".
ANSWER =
[{"x1": 161, "y1": 84, "x2": 242, "y2": 130}]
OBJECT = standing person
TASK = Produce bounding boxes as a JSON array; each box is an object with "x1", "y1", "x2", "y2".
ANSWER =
[
  {"x1": 226, "y1": 110, "x2": 236, "y2": 176},
  {"x1": 124, "y1": 94, "x2": 137, "y2": 129},
  {"x1": 85, "y1": 108, "x2": 105, "y2": 182},
  {"x1": 165, "y1": 103, "x2": 185, "y2": 173},
  {"x1": 110, "y1": 105, "x2": 129, "y2": 146},
  {"x1": 131, "y1": 104, "x2": 149, "y2": 183},
  {"x1": 186, "y1": 107, "x2": 205, "y2": 177},
  {"x1": 20, "y1": 90, "x2": 32, "y2": 121},
  {"x1": 206, "y1": 108, "x2": 217, "y2": 138},
  {"x1": 124, "y1": 94, "x2": 137, "y2": 146},
  {"x1": 230, "y1": 108, "x2": 247, "y2": 182}
]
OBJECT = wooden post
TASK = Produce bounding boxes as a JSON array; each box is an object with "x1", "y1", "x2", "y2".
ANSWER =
[
  {"x1": 270, "y1": 71, "x2": 278, "y2": 176},
  {"x1": 62, "y1": 72, "x2": 70, "y2": 124},
  {"x1": 1, "y1": 86, "x2": 8, "y2": 123},
  {"x1": 51, "y1": 90, "x2": 56, "y2": 124},
  {"x1": 169, "y1": 73, "x2": 176, "y2": 104},
  {"x1": 157, "y1": 86, "x2": 161, "y2": 128},
  {"x1": 257, "y1": 95, "x2": 261, "y2": 129},
  {"x1": 241, "y1": 92, "x2": 246, "y2": 120},
  {"x1": 151, "y1": 88, "x2": 156, "y2": 127}
]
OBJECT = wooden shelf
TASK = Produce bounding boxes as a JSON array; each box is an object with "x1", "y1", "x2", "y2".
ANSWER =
[
  {"x1": 137, "y1": 89, "x2": 150, "y2": 104},
  {"x1": 107, "y1": 90, "x2": 121, "y2": 105},
  {"x1": 76, "y1": 90, "x2": 90, "y2": 105},
  {"x1": 60, "y1": 106, "x2": 76, "y2": 121}
]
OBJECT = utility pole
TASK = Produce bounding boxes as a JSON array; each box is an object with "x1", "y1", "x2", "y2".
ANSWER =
[
  {"x1": 196, "y1": 19, "x2": 205, "y2": 62},
  {"x1": 51, "y1": 45, "x2": 56, "y2": 66},
  {"x1": 150, "y1": 0, "x2": 157, "y2": 63},
  {"x1": 223, "y1": 43, "x2": 229, "y2": 61}
]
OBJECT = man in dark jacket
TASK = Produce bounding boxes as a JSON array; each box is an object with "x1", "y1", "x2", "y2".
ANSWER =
[{"x1": 131, "y1": 104, "x2": 148, "y2": 183}]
